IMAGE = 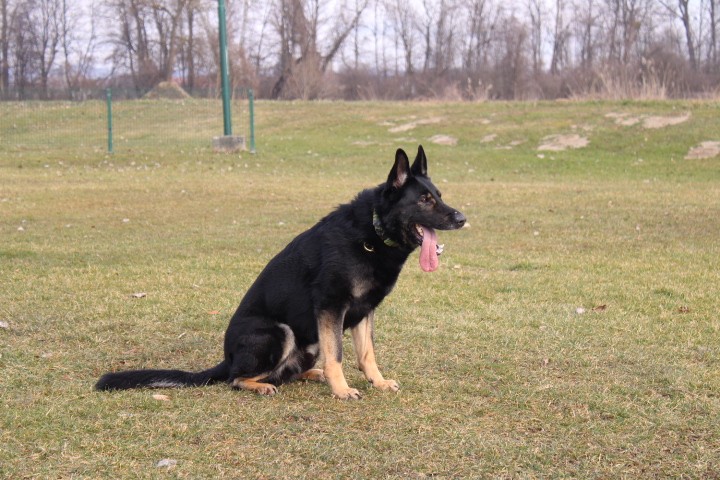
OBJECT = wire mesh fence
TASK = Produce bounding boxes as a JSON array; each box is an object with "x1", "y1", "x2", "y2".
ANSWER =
[{"x1": 0, "y1": 87, "x2": 253, "y2": 157}]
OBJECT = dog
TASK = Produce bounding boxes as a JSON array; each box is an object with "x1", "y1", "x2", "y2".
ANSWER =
[{"x1": 96, "y1": 145, "x2": 465, "y2": 399}]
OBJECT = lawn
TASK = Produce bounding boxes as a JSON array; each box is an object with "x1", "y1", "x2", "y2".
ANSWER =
[{"x1": 1, "y1": 99, "x2": 719, "y2": 478}]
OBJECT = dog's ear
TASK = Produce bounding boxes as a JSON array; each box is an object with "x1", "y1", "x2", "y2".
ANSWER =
[
  {"x1": 388, "y1": 148, "x2": 411, "y2": 189},
  {"x1": 410, "y1": 145, "x2": 428, "y2": 177}
]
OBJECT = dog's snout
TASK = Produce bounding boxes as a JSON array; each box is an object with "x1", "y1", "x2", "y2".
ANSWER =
[{"x1": 452, "y1": 211, "x2": 466, "y2": 228}]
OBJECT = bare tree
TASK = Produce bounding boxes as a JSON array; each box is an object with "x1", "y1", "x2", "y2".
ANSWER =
[
  {"x1": 248, "y1": 2, "x2": 273, "y2": 75},
  {"x1": 527, "y1": 0, "x2": 544, "y2": 73},
  {"x1": 269, "y1": 0, "x2": 368, "y2": 99},
  {"x1": 1, "y1": 0, "x2": 719, "y2": 101},
  {"x1": 660, "y1": 0, "x2": 697, "y2": 70},
  {"x1": 493, "y1": 14, "x2": 529, "y2": 99},
  {"x1": 549, "y1": 0, "x2": 569, "y2": 74},
  {"x1": 11, "y1": 1, "x2": 35, "y2": 98},
  {"x1": 149, "y1": 0, "x2": 188, "y2": 81},
  {"x1": 387, "y1": 0, "x2": 417, "y2": 89},
  {"x1": 60, "y1": 0, "x2": 99, "y2": 98},
  {"x1": 108, "y1": 0, "x2": 156, "y2": 94},
  {"x1": 422, "y1": 0, "x2": 457, "y2": 75},
  {"x1": 32, "y1": 0, "x2": 63, "y2": 99},
  {"x1": 179, "y1": 0, "x2": 199, "y2": 92},
  {"x1": 414, "y1": 0, "x2": 457, "y2": 75},
  {"x1": 372, "y1": 0, "x2": 391, "y2": 78},
  {"x1": 417, "y1": 0, "x2": 432, "y2": 73},
  {"x1": 573, "y1": 0, "x2": 600, "y2": 69},
  {"x1": 601, "y1": 0, "x2": 656, "y2": 66},
  {"x1": 710, "y1": 0, "x2": 718, "y2": 70},
  {"x1": 462, "y1": 0, "x2": 498, "y2": 74},
  {"x1": 0, "y1": 0, "x2": 10, "y2": 97}
]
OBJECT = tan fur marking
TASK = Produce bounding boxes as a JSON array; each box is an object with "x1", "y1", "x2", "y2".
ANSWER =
[
  {"x1": 231, "y1": 374, "x2": 278, "y2": 396},
  {"x1": 351, "y1": 279, "x2": 372, "y2": 299},
  {"x1": 277, "y1": 323, "x2": 296, "y2": 364},
  {"x1": 351, "y1": 312, "x2": 400, "y2": 392},
  {"x1": 318, "y1": 310, "x2": 361, "y2": 400}
]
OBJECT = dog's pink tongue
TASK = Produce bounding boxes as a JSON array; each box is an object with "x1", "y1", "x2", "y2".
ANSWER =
[{"x1": 419, "y1": 226, "x2": 438, "y2": 272}]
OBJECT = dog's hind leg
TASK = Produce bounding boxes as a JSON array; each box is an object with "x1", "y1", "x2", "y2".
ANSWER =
[
  {"x1": 351, "y1": 311, "x2": 400, "y2": 392},
  {"x1": 226, "y1": 322, "x2": 291, "y2": 396},
  {"x1": 231, "y1": 374, "x2": 277, "y2": 396},
  {"x1": 297, "y1": 343, "x2": 324, "y2": 382}
]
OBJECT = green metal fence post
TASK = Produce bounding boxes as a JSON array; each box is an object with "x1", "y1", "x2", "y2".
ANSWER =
[
  {"x1": 248, "y1": 88, "x2": 256, "y2": 153},
  {"x1": 106, "y1": 88, "x2": 113, "y2": 153},
  {"x1": 218, "y1": 0, "x2": 232, "y2": 136}
]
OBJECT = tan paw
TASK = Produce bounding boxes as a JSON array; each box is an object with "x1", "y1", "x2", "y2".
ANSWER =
[
  {"x1": 299, "y1": 368, "x2": 326, "y2": 383},
  {"x1": 371, "y1": 379, "x2": 400, "y2": 392},
  {"x1": 332, "y1": 387, "x2": 362, "y2": 400},
  {"x1": 231, "y1": 377, "x2": 278, "y2": 396},
  {"x1": 255, "y1": 384, "x2": 278, "y2": 396}
]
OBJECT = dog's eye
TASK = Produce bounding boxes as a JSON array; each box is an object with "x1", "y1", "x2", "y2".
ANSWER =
[{"x1": 420, "y1": 194, "x2": 435, "y2": 205}]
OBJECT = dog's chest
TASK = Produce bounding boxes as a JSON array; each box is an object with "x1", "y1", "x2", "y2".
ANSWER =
[
  {"x1": 351, "y1": 278, "x2": 374, "y2": 299},
  {"x1": 348, "y1": 272, "x2": 394, "y2": 308},
  {"x1": 345, "y1": 278, "x2": 389, "y2": 328}
]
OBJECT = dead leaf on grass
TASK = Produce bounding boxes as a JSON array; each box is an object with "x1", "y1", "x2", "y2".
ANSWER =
[
  {"x1": 677, "y1": 306, "x2": 691, "y2": 314},
  {"x1": 152, "y1": 394, "x2": 170, "y2": 401},
  {"x1": 592, "y1": 304, "x2": 607, "y2": 312}
]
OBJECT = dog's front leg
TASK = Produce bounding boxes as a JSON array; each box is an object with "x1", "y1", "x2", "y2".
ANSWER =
[
  {"x1": 351, "y1": 311, "x2": 400, "y2": 392},
  {"x1": 318, "y1": 310, "x2": 361, "y2": 400}
]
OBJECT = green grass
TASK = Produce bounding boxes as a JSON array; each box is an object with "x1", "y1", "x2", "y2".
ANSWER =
[{"x1": 1, "y1": 99, "x2": 719, "y2": 478}]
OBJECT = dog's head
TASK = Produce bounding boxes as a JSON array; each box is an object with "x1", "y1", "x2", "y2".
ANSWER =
[{"x1": 380, "y1": 146, "x2": 466, "y2": 271}]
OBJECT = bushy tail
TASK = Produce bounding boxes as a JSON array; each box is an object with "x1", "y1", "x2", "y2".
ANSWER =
[{"x1": 95, "y1": 361, "x2": 229, "y2": 391}]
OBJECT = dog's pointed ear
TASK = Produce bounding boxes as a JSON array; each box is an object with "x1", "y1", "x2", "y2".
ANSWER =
[
  {"x1": 410, "y1": 145, "x2": 428, "y2": 177},
  {"x1": 387, "y1": 148, "x2": 411, "y2": 189}
]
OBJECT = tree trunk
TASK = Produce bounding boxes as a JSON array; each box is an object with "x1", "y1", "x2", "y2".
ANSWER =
[
  {"x1": 186, "y1": 5, "x2": 195, "y2": 93},
  {"x1": 1, "y1": 0, "x2": 8, "y2": 97},
  {"x1": 677, "y1": 0, "x2": 697, "y2": 70},
  {"x1": 711, "y1": 0, "x2": 718, "y2": 71}
]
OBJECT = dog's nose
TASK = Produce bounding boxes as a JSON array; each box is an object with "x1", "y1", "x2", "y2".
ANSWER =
[{"x1": 452, "y1": 211, "x2": 466, "y2": 228}]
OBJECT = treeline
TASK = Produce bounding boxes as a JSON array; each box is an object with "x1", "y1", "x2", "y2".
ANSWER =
[{"x1": 1, "y1": 0, "x2": 719, "y2": 101}]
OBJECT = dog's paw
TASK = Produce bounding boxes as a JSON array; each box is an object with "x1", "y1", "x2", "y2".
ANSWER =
[
  {"x1": 300, "y1": 368, "x2": 326, "y2": 383},
  {"x1": 256, "y1": 384, "x2": 278, "y2": 396},
  {"x1": 372, "y1": 379, "x2": 400, "y2": 392},
  {"x1": 332, "y1": 387, "x2": 362, "y2": 400},
  {"x1": 231, "y1": 378, "x2": 278, "y2": 396}
]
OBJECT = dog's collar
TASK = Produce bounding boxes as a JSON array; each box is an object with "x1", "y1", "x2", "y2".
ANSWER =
[{"x1": 372, "y1": 209, "x2": 400, "y2": 248}]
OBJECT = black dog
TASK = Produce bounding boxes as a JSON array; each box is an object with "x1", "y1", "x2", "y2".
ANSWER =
[{"x1": 96, "y1": 146, "x2": 465, "y2": 399}]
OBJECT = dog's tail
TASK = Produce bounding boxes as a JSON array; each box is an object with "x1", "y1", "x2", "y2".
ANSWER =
[{"x1": 95, "y1": 360, "x2": 229, "y2": 391}]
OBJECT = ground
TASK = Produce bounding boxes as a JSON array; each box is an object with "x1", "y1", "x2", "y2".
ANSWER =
[{"x1": 1, "y1": 99, "x2": 719, "y2": 478}]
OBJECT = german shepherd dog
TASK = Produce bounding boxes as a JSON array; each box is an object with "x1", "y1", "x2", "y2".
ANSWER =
[{"x1": 96, "y1": 146, "x2": 465, "y2": 399}]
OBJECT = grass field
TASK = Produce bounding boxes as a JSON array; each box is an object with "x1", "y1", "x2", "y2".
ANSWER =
[{"x1": 1, "y1": 99, "x2": 719, "y2": 478}]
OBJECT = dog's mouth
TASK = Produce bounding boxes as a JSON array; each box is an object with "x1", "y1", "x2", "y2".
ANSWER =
[{"x1": 413, "y1": 224, "x2": 444, "y2": 272}]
